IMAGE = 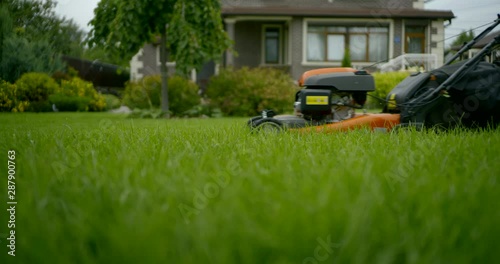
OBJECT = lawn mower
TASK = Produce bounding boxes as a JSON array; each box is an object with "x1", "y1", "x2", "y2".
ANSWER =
[{"x1": 248, "y1": 14, "x2": 500, "y2": 133}]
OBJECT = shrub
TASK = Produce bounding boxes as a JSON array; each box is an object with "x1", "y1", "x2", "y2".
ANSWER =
[
  {"x1": 207, "y1": 67, "x2": 298, "y2": 116},
  {"x1": 48, "y1": 93, "x2": 91, "y2": 112},
  {"x1": 15, "y1": 72, "x2": 59, "y2": 111},
  {"x1": 122, "y1": 75, "x2": 200, "y2": 115},
  {"x1": 367, "y1": 71, "x2": 411, "y2": 108},
  {"x1": 58, "y1": 77, "x2": 106, "y2": 112},
  {"x1": 103, "y1": 94, "x2": 121, "y2": 110},
  {"x1": 341, "y1": 48, "x2": 352, "y2": 67},
  {"x1": 0, "y1": 81, "x2": 17, "y2": 112}
]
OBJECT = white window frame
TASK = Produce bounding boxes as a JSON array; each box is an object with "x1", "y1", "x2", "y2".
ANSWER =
[{"x1": 302, "y1": 18, "x2": 394, "y2": 67}]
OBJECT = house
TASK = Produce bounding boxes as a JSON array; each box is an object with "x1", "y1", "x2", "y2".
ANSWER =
[{"x1": 130, "y1": 0, "x2": 454, "y2": 83}]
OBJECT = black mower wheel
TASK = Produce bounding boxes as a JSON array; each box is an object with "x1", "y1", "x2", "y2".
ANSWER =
[
  {"x1": 252, "y1": 118, "x2": 284, "y2": 133},
  {"x1": 247, "y1": 116, "x2": 263, "y2": 127}
]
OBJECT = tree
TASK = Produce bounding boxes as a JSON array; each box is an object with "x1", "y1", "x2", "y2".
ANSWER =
[
  {"x1": 451, "y1": 30, "x2": 475, "y2": 48},
  {"x1": 87, "y1": 0, "x2": 232, "y2": 117},
  {"x1": 1, "y1": 0, "x2": 86, "y2": 82},
  {"x1": 6, "y1": 0, "x2": 85, "y2": 57}
]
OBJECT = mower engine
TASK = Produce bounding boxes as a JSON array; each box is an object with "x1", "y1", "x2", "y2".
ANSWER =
[
  {"x1": 249, "y1": 68, "x2": 375, "y2": 130},
  {"x1": 294, "y1": 68, "x2": 374, "y2": 122}
]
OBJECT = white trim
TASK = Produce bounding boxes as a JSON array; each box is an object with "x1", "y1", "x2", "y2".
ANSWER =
[
  {"x1": 302, "y1": 18, "x2": 394, "y2": 66},
  {"x1": 155, "y1": 46, "x2": 176, "y2": 66},
  {"x1": 191, "y1": 69, "x2": 197, "y2": 82},
  {"x1": 130, "y1": 49, "x2": 144, "y2": 81},
  {"x1": 225, "y1": 16, "x2": 292, "y2": 22}
]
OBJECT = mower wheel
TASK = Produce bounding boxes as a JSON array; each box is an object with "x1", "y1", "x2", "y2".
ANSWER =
[
  {"x1": 252, "y1": 118, "x2": 284, "y2": 132},
  {"x1": 247, "y1": 116, "x2": 263, "y2": 127}
]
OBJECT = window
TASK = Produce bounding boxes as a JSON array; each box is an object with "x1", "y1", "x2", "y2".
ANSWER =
[
  {"x1": 405, "y1": 26, "x2": 426, "y2": 53},
  {"x1": 264, "y1": 27, "x2": 281, "y2": 64},
  {"x1": 306, "y1": 25, "x2": 389, "y2": 63}
]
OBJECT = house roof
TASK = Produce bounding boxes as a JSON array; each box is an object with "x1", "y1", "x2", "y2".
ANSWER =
[{"x1": 222, "y1": 7, "x2": 455, "y2": 20}]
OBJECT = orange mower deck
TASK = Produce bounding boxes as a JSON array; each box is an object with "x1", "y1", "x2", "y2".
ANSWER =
[{"x1": 294, "y1": 114, "x2": 401, "y2": 133}]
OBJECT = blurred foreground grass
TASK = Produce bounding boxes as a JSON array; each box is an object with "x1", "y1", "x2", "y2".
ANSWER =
[{"x1": 0, "y1": 113, "x2": 499, "y2": 263}]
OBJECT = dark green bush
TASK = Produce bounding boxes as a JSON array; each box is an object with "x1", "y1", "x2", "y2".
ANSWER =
[
  {"x1": 206, "y1": 67, "x2": 298, "y2": 116},
  {"x1": 15, "y1": 72, "x2": 59, "y2": 112},
  {"x1": 367, "y1": 71, "x2": 410, "y2": 109},
  {"x1": 49, "y1": 93, "x2": 91, "y2": 112},
  {"x1": 123, "y1": 75, "x2": 200, "y2": 115}
]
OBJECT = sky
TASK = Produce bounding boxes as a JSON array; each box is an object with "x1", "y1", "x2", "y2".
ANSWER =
[{"x1": 55, "y1": 0, "x2": 500, "y2": 46}]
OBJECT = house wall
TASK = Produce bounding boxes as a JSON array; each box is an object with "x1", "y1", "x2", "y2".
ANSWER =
[
  {"x1": 129, "y1": 44, "x2": 180, "y2": 81},
  {"x1": 130, "y1": 43, "x2": 160, "y2": 80},
  {"x1": 234, "y1": 21, "x2": 263, "y2": 68},
  {"x1": 430, "y1": 19, "x2": 445, "y2": 66},
  {"x1": 393, "y1": 19, "x2": 404, "y2": 58},
  {"x1": 290, "y1": 17, "x2": 304, "y2": 80}
]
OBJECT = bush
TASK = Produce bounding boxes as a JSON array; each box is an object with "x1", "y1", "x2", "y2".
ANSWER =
[
  {"x1": 103, "y1": 94, "x2": 121, "y2": 110},
  {"x1": 0, "y1": 81, "x2": 31, "y2": 112},
  {"x1": 0, "y1": 81, "x2": 17, "y2": 112},
  {"x1": 341, "y1": 48, "x2": 352, "y2": 67},
  {"x1": 48, "y1": 93, "x2": 91, "y2": 112},
  {"x1": 367, "y1": 71, "x2": 411, "y2": 109},
  {"x1": 58, "y1": 77, "x2": 106, "y2": 112},
  {"x1": 122, "y1": 75, "x2": 200, "y2": 116},
  {"x1": 207, "y1": 67, "x2": 298, "y2": 116},
  {"x1": 15, "y1": 72, "x2": 59, "y2": 112}
]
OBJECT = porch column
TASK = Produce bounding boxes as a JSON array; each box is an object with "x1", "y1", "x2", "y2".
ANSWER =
[{"x1": 224, "y1": 18, "x2": 236, "y2": 66}]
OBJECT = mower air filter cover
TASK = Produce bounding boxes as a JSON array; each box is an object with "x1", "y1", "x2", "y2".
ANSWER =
[{"x1": 299, "y1": 89, "x2": 332, "y2": 115}]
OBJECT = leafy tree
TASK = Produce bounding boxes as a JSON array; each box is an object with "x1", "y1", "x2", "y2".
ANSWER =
[
  {"x1": 1, "y1": 0, "x2": 86, "y2": 81},
  {"x1": 451, "y1": 30, "x2": 475, "y2": 48},
  {"x1": 6, "y1": 0, "x2": 85, "y2": 57},
  {"x1": 87, "y1": 0, "x2": 232, "y2": 117}
]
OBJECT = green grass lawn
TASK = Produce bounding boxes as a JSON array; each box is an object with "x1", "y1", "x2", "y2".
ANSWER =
[{"x1": 1, "y1": 113, "x2": 500, "y2": 263}]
